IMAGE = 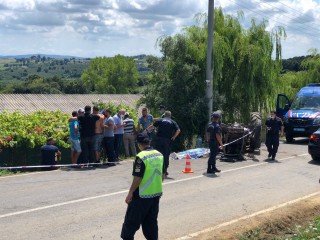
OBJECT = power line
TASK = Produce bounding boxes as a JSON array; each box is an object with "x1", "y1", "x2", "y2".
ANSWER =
[
  {"x1": 257, "y1": 0, "x2": 318, "y2": 32},
  {"x1": 263, "y1": 0, "x2": 315, "y2": 23},
  {"x1": 225, "y1": 0, "x2": 320, "y2": 39}
]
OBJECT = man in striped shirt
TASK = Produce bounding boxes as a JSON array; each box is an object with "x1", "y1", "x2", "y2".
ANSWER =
[{"x1": 123, "y1": 112, "x2": 137, "y2": 158}]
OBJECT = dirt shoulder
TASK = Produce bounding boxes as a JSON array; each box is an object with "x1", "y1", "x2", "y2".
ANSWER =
[{"x1": 193, "y1": 194, "x2": 320, "y2": 240}]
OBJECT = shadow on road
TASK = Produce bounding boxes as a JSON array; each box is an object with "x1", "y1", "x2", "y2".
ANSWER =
[
  {"x1": 264, "y1": 158, "x2": 281, "y2": 163},
  {"x1": 308, "y1": 160, "x2": 320, "y2": 166},
  {"x1": 202, "y1": 172, "x2": 219, "y2": 178},
  {"x1": 281, "y1": 137, "x2": 309, "y2": 145}
]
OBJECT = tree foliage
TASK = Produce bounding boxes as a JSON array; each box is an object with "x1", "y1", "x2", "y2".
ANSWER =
[
  {"x1": 141, "y1": 7, "x2": 286, "y2": 149},
  {"x1": 81, "y1": 55, "x2": 139, "y2": 94}
]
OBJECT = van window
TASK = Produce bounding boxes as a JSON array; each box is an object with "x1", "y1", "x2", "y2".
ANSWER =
[{"x1": 291, "y1": 96, "x2": 320, "y2": 110}]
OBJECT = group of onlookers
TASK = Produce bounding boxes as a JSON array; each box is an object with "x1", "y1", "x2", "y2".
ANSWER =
[
  {"x1": 41, "y1": 104, "x2": 181, "y2": 173},
  {"x1": 68, "y1": 105, "x2": 125, "y2": 166}
]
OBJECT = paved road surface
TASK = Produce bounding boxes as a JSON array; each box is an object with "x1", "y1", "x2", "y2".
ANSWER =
[{"x1": 1, "y1": 139, "x2": 319, "y2": 239}]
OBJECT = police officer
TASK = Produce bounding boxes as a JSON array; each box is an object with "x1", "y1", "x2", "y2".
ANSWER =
[
  {"x1": 265, "y1": 110, "x2": 284, "y2": 160},
  {"x1": 121, "y1": 133, "x2": 164, "y2": 240},
  {"x1": 145, "y1": 111, "x2": 180, "y2": 177},
  {"x1": 206, "y1": 112, "x2": 224, "y2": 174}
]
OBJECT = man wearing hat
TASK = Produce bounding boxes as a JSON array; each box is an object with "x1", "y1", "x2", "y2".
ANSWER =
[
  {"x1": 121, "y1": 133, "x2": 164, "y2": 240},
  {"x1": 206, "y1": 112, "x2": 224, "y2": 174}
]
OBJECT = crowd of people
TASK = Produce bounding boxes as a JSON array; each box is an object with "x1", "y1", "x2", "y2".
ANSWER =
[{"x1": 41, "y1": 104, "x2": 181, "y2": 172}]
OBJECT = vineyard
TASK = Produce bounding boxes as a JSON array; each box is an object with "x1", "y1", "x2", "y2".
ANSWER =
[{"x1": 0, "y1": 110, "x2": 70, "y2": 167}]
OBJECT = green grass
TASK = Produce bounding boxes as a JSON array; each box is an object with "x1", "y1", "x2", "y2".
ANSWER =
[
  {"x1": 0, "y1": 169, "x2": 21, "y2": 177},
  {"x1": 287, "y1": 217, "x2": 320, "y2": 239},
  {"x1": 238, "y1": 217, "x2": 320, "y2": 240}
]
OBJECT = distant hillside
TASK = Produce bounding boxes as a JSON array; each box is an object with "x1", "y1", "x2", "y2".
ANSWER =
[
  {"x1": 0, "y1": 54, "x2": 84, "y2": 59},
  {"x1": 0, "y1": 54, "x2": 150, "y2": 83},
  {"x1": 282, "y1": 55, "x2": 310, "y2": 72}
]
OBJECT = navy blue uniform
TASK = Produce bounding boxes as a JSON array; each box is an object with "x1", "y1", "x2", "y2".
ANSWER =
[
  {"x1": 121, "y1": 147, "x2": 161, "y2": 240},
  {"x1": 40, "y1": 144, "x2": 59, "y2": 170},
  {"x1": 153, "y1": 118, "x2": 179, "y2": 174},
  {"x1": 206, "y1": 122, "x2": 221, "y2": 168},
  {"x1": 265, "y1": 117, "x2": 283, "y2": 159}
]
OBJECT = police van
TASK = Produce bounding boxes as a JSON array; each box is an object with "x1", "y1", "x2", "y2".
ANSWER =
[{"x1": 276, "y1": 83, "x2": 320, "y2": 143}]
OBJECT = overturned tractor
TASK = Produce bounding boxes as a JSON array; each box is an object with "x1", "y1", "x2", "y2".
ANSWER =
[{"x1": 220, "y1": 112, "x2": 262, "y2": 161}]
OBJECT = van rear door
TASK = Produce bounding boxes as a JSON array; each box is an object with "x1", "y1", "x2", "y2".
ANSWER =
[{"x1": 276, "y1": 94, "x2": 291, "y2": 119}]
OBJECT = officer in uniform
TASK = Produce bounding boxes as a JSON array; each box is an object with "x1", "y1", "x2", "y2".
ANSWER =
[
  {"x1": 265, "y1": 110, "x2": 284, "y2": 160},
  {"x1": 145, "y1": 111, "x2": 180, "y2": 177},
  {"x1": 121, "y1": 133, "x2": 164, "y2": 240},
  {"x1": 206, "y1": 112, "x2": 224, "y2": 174}
]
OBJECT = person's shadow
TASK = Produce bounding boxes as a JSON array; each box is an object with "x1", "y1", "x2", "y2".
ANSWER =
[{"x1": 203, "y1": 172, "x2": 219, "y2": 178}]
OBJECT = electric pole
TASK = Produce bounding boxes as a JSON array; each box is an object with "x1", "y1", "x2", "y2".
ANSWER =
[{"x1": 206, "y1": 0, "x2": 214, "y2": 122}]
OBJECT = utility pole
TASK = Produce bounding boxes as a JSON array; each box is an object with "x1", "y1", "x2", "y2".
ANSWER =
[{"x1": 206, "y1": 0, "x2": 214, "y2": 122}]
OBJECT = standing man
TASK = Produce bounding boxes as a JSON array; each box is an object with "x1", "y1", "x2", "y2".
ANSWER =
[
  {"x1": 121, "y1": 133, "x2": 164, "y2": 240},
  {"x1": 93, "y1": 106, "x2": 105, "y2": 163},
  {"x1": 206, "y1": 112, "x2": 224, "y2": 174},
  {"x1": 69, "y1": 111, "x2": 81, "y2": 165},
  {"x1": 123, "y1": 112, "x2": 137, "y2": 158},
  {"x1": 137, "y1": 107, "x2": 155, "y2": 146},
  {"x1": 137, "y1": 107, "x2": 154, "y2": 134},
  {"x1": 40, "y1": 137, "x2": 61, "y2": 171},
  {"x1": 265, "y1": 110, "x2": 284, "y2": 160},
  {"x1": 77, "y1": 105, "x2": 100, "y2": 164},
  {"x1": 103, "y1": 108, "x2": 116, "y2": 165},
  {"x1": 145, "y1": 111, "x2": 180, "y2": 176},
  {"x1": 159, "y1": 105, "x2": 166, "y2": 118},
  {"x1": 113, "y1": 109, "x2": 126, "y2": 161}
]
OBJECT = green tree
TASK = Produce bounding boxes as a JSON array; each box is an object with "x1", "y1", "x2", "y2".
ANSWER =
[
  {"x1": 141, "y1": 7, "x2": 286, "y2": 149},
  {"x1": 81, "y1": 55, "x2": 139, "y2": 93}
]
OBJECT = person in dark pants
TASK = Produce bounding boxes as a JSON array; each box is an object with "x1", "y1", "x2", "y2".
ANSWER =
[
  {"x1": 265, "y1": 110, "x2": 284, "y2": 160},
  {"x1": 145, "y1": 111, "x2": 180, "y2": 177},
  {"x1": 206, "y1": 112, "x2": 224, "y2": 174},
  {"x1": 121, "y1": 133, "x2": 164, "y2": 240},
  {"x1": 77, "y1": 105, "x2": 100, "y2": 164},
  {"x1": 103, "y1": 108, "x2": 116, "y2": 165},
  {"x1": 40, "y1": 137, "x2": 61, "y2": 171}
]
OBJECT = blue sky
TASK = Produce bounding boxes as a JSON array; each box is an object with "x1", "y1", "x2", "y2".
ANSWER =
[{"x1": 0, "y1": 0, "x2": 319, "y2": 59}]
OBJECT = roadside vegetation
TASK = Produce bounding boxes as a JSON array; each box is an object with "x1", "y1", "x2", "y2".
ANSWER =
[{"x1": 239, "y1": 217, "x2": 320, "y2": 240}]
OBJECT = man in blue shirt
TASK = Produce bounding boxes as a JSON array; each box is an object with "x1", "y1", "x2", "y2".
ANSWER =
[
  {"x1": 113, "y1": 109, "x2": 126, "y2": 160},
  {"x1": 103, "y1": 108, "x2": 116, "y2": 165},
  {"x1": 69, "y1": 111, "x2": 81, "y2": 165}
]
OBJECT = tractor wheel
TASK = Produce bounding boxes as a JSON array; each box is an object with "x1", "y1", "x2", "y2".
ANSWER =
[{"x1": 249, "y1": 112, "x2": 262, "y2": 150}]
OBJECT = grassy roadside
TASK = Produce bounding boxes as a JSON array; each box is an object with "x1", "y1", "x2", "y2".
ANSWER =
[
  {"x1": 0, "y1": 169, "x2": 22, "y2": 177},
  {"x1": 239, "y1": 216, "x2": 320, "y2": 239}
]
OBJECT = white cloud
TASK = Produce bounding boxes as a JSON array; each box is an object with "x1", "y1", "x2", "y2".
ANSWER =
[{"x1": 0, "y1": 0, "x2": 320, "y2": 58}]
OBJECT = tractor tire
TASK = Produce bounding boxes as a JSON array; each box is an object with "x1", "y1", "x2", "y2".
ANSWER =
[{"x1": 249, "y1": 112, "x2": 262, "y2": 150}]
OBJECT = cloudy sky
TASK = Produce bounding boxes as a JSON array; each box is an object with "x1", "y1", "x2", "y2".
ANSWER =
[{"x1": 0, "y1": 0, "x2": 319, "y2": 59}]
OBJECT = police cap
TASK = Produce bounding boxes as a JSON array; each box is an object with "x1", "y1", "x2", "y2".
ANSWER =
[
  {"x1": 211, "y1": 112, "x2": 221, "y2": 119},
  {"x1": 137, "y1": 133, "x2": 150, "y2": 144}
]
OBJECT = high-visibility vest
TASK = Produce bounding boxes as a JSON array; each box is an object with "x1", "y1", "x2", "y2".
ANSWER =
[{"x1": 136, "y1": 149, "x2": 163, "y2": 198}]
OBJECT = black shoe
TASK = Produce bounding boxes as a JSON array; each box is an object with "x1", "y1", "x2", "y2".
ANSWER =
[
  {"x1": 268, "y1": 153, "x2": 272, "y2": 158},
  {"x1": 207, "y1": 169, "x2": 214, "y2": 174},
  {"x1": 272, "y1": 156, "x2": 275, "y2": 161},
  {"x1": 213, "y1": 167, "x2": 221, "y2": 173},
  {"x1": 165, "y1": 172, "x2": 169, "y2": 176}
]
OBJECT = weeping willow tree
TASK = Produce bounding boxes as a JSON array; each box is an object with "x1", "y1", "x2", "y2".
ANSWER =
[
  {"x1": 210, "y1": 9, "x2": 286, "y2": 122},
  {"x1": 141, "y1": 7, "x2": 286, "y2": 149}
]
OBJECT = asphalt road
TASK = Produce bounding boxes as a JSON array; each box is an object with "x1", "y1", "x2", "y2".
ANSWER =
[{"x1": 1, "y1": 139, "x2": 319, "y2": 240}]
